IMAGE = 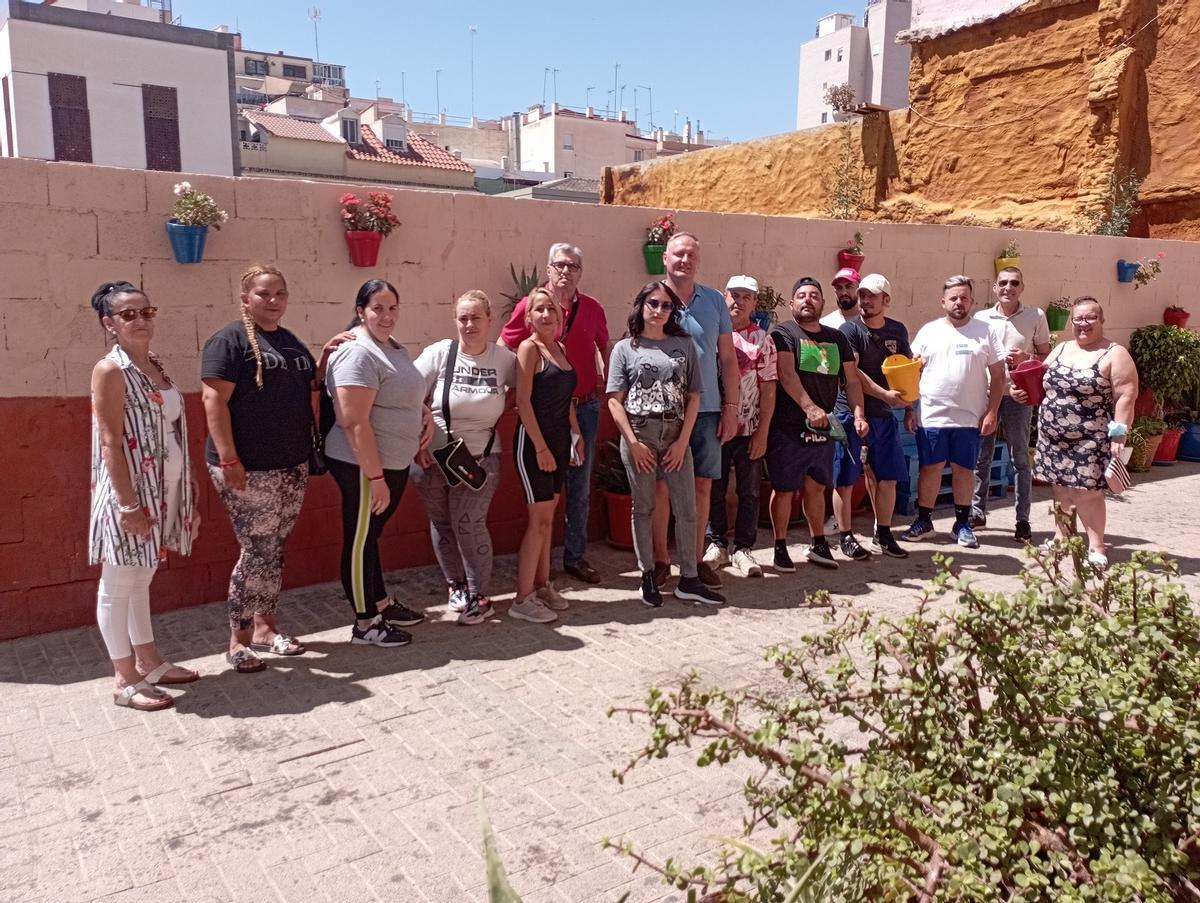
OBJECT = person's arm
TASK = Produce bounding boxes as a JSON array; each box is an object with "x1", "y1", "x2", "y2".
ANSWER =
[
  {"x1": 1106, "y1": 345, "x2": 1139, "y2": 455},
  {"x1": 201, "y1": 377, "x2": 246, "y2": 491},
  {"x1": 717, "y1": 332, "x2": 740, "y2": 442},
  {"x1": 92, "y1": 360, "x2": 153, "y2": 537},
  {"x1": 335, "y1": 384, "x2": 390, "y2": 513},
  {"x1": 515, "y1": 341, "x2": 556, "y2": 472},
  {"x1": 663, "y1": 391, "x2": 701, "y2": 472},
  {"x1": 749, "y1": 381, "x2": 776, "y2": 460},
  {"x1": 775, "y1": 349, "x2": 827, "y2": 428},
  {"x1": 607, "y1": 391, "x2": 656, "y2": 473},
  {"x1": 315, "y1": 331, "x2": 356, "y2": 384},
  {"x1": 842, "y1": 360, "x2": 869, "y2": 437},
  {"x1": 980, "y1": 361, "x2": 1006, "y2": 436},
  {"x1": 497, "y1": 299, "x2": 529, "y2": 350}
]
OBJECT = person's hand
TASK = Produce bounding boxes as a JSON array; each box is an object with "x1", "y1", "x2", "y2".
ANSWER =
[
  {"x1": 663, "y1": 437, "x2": 689, "y2": 472},
  {"x1": 903, "y1": 407, "x2": 917, "y2": 434},
  {"x1": 805, "y1": 406, "x2": 829, "y2": 429},
  {"x1": 536, "y1": 447, "x2": 556, "y2": 472},
  {"x1": 569, "y1": 434, "x2": 584, "y2": 467},
  {"x1": 1011, "y1": 387, "x2": 1030, "y2": 404},
  {"x1": 882, "y1": 388, "x2": 906, "y2": 408},
  {"x1": 118, "y1": 506, "x2": 153, "y2": 537},
  {"x1": 630, "y1": 440, "x2": 656, "y2": 473},
  {"x1": 748, "y1": 430, "x2": 768, "y2": 460},
  {"x1": 1006, "y1": 348, "x2": 1028, "y2": 368},
  {"x1": 416, "y1": 448, "x2": 433, "y2": 469},
  {"x1": 220, "y1": 460, "x2": 247, "y2": 491},
  {"x1": 418, "y1": 406, "x2": 434, "y2": 454},
  {"x1": 854, "y1": 416, "x2": 870, "y2": 438},
  {"x1": 1109, "y1": 436, "x2": 1127, "y2": 459},
  {"x1": 369, "y1": 478, "x2": 390, "y2": 514},
  {"x1": 718, "y1": 407, "x2": 738, "y2": 442},
  {"x1": 322, "y1": 330, "x2": 356, "y2": 357},
  {"x1": 189, "y1": 508, "x2": 202, "y2": 542},
  {"x1": 980, "y1": 410, "x2": 998, "y2": 436}
]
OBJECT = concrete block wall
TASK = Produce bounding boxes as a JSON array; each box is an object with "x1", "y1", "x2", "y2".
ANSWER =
[{"x1": 1, "y1": 157, "x2": 1196, "y2": 640}]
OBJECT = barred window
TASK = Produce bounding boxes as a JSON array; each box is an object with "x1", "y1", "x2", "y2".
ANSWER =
[
  {"x1": 49, "y1": 73, "x2": 92, "y2": 163},
  {"x1": 142, "y1": 84, "x2": 180, "y2": 172}
]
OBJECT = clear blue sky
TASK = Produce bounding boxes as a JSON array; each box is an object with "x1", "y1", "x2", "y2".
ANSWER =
[{"x1": 173, "y1": 1, "x2": 854, "y2": 142}]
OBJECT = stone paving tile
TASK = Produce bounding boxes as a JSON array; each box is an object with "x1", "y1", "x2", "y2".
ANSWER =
[{"x1": 2, "y1": 466, "x2": 1198, "y2": 903}]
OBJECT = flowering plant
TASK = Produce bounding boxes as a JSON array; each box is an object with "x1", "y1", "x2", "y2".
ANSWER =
[
  {"x1": 1048, "y1": 295, "x2": 1072, "y2": 311},
  {"x1": 1133, "y1": 252, "x2": 1165, "y2": 289},
  {"x1": 340, "y1": 191, "x2": 400, "y2": 235},
  {"x1": 646, "y1": 212, "x2": 677, "y2": 246},
  {"x1": 1000, "y1": 238, "x2": 1020, "y2": 258},
  {"x1": 845, "y1": 230, "x2": 865, "y2": 255},
  {"x1": 171, "y1": 181, "x2": 228, "y2": 229}
]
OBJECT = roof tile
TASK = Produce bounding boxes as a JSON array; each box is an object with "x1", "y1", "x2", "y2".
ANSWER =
[
  {"x1": 244, "y1": 110, "x2": 342, "y2": 143},
  {"x1": 348, "y1": 126, "x2": 475, "y2": 173}
]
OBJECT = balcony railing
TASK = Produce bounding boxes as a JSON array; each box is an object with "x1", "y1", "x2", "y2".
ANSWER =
[{"x1": 240, "y1": 141, "x2": 266, "y2": 152}]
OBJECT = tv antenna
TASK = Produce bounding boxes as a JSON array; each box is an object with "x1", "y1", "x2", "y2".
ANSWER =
[{"x1": 306, "y1": 7, "x2": 321, "y2": 63}]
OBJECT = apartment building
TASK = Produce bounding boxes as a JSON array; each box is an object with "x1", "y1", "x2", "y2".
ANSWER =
[{"x1": 231, "y1": 38, "x2": 346, "y2": 108}]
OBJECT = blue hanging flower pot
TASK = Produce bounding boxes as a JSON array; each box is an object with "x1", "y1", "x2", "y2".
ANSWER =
[
  {"x1": 166, "y1": 220, "x2": 208, "y2": 264},
  {"x1": 1116, "y1": 259, "x2": 1139, "y2": 283}
]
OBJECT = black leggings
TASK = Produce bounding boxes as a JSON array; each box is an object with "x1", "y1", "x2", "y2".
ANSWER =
[{"x1": 327, "y1": 457, "x2": 408, "y2": 621}]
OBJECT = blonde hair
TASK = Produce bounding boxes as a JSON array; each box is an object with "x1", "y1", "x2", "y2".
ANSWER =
[
  {"x1": 524, "y1": 287, "x2": 560, "y2": 328},
  {"x1": 456, "y1": 289, "x2": 492, "y2": 315},
  {"x1": 238, "y1": 264, "x2": 287, "y2": 389}
]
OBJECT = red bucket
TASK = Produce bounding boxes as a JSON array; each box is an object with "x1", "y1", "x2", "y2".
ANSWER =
[{"x1": 1010, "y1": 359, "x2": 1047, "y2": 406}]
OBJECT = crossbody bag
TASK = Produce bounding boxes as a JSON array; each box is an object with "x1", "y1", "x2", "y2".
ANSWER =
[{"x1": 430, "y1": 340, "x2": 495, "y2": 491}]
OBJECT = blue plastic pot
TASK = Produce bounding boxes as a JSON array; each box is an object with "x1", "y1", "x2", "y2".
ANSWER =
[
  {"x1": 1177, "y1": 421, "x2": 1200, "y2": 462},
  {"x1": 166, "y1": 220, "x2": 208, "y2": 264},
  {"x1": 750, "y1": 310, "x2": 773, "y2": 330},
  {"x1": 1116, "y1": 259, "x2": 1139, "y2": 283}
]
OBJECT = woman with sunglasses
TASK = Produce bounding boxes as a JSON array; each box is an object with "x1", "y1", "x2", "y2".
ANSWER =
[
  {"x1": 89, "y1": 281, "x2": 200, "y2": 711},
  {"x1": 607, "y1": 282, "x2": 722, "y2": 607}
]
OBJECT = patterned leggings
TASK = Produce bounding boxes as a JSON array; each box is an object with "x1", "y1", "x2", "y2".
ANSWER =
[{"x1": 209, "y1": 463, "x2": 307, "y2": 631}]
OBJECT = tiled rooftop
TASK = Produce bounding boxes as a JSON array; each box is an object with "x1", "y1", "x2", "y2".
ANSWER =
[
  {"x1": 243, "y1": 110, "x2": 343, "y2": 143},
  {"x1": 348, "y1": 125, "x2": 475, "y2": 173}
]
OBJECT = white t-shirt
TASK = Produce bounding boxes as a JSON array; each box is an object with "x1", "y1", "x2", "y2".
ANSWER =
[
  {"x1": 820, "y1": 309, "x2": 859, "y2": 329},
  {"x1": 973, "y1": 303, "x2": 1051, "y2": 395},
  {"x1": 415, "y1": 340, "x2": 517, "y2": 456},
  {"x1": 911, "y1": 317, "x2": 1004, "y2": 428}
]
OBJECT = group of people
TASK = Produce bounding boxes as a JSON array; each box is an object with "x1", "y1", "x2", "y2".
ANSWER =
[{"x1": 86, "y1": 233, "x2": 1138, "y2": 710}]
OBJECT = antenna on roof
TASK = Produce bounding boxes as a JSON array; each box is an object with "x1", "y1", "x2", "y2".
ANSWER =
[{"x1": 306, "y1": 7, "x2": 321, "y2": 64}]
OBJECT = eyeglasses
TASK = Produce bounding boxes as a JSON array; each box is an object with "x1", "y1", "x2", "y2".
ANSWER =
[
  {"x1": 549, "y1": 261, "x2": 581, "y2": 273},
  {"x1": 644, "y1": 299, "x2": 674, "y2": 312},
  {"x1": 1071, "y1": 316, "x2": 1100, "y2": 325},
  {"x1": 111, "y1": 307, "x2": 159, "y2": 322},
  {"x1": 996, "y1": 279, "x2": 1021, "y2": 287}
]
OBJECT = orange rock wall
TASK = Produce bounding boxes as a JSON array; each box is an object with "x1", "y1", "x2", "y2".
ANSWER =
[{"x1": 604, "y1": 0, "x2": 1200, "y2": 240}]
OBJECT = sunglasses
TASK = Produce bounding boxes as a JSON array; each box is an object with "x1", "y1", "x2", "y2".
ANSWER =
[
  {"x1": 996, "y1": 279, "x2": 1021, "y2": 287},
  {"x1": 110, "y1": 307, "x2": 159, "y2": 322},
  {"x1": 644, "y1": 298, "x2": 674, "y2": 312}
]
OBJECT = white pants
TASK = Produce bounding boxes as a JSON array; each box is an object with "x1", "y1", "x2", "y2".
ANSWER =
[{"x1": 96, "y1": 562, "x2": 157, "y2": 659}]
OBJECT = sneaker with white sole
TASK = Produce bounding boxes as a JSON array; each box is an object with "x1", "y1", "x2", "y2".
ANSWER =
[
  {"x1": 807, "y1": 539, "x2": 839, "y2": 569},
  {"x1": 640, "y1": 571, "x2": 663, "y2": 607},
  {"x1": 674, "y1": 576, "x2": 726, "y2": 605},
  {"x1": 509, "y1": 593, "x2": 557, "y2": 623},
  {"x1": 773, "y1": 541, "x2": 796, "y2": 573},
  {"x1": 447, "y1": 582, "x2": 469, "y2": 613},
  {"x1": 901, "y1": 518, "x2": 935, "y2": 541},
  {"x1": 1086, "y1": 550, "x2": 1109, "y2": 572},
  {"x1": 953, "y1": 522, "x2": 979, "y2": 549},
  {"x1": 380, "y1": 601, "x2": 425, "y2": 628},
  {"x1": 730, "y1": 548, "x2": 762, "y2": 578},
  {"x1": 839, "y1": 534, "x2": 871, "y2": 561},
  {"x1": 457, "y1": 594, "x2": 494, "y2": 626},
  {"x1": 536, "y1": 583, "x2": 569, "y2": 611},
  {"x1": 870, "y1": 531, "x2": 909, "y2": 559},
  {"x1": 702, "y1": 542, "x2": 730, "y2": 568},
  {"x1": 351, "y1": 617, "x2": 412, "y2": 647}
]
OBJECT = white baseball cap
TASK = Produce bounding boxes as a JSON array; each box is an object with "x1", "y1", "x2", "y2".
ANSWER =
[
  {"x1": 858, "y1": 273, "x2": 891, "y2": 295},
  {"x1": 725, "y1": 274, "x2": 759, "y2": 293}
]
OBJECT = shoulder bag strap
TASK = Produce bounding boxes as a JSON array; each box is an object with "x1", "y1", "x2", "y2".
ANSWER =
[
  {"x1": 560, "y1": 293, "x2": 582, "y2": 342},
  {"x1": 441, "y1": 340, "x2": 459, "y2": 439}
]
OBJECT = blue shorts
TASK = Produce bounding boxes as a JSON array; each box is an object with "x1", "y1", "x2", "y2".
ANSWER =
[
  {"x1": 833, "y1": 413, "x2": 908, "y2": 486},
  {"x1": 916, "y1": 426, "x2": 981, "y2": 470},
  {"x1": 689, "y1": 411, "x2": 722, "y2": 480},
  {"x1": 765, "y1": 427, "x2": 835, "y2": 492}
]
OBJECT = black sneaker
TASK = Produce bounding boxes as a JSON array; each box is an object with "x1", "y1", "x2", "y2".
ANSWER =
[
  {"x1": 807, "y1": 539, "x2": 839, "y2": 569},
  {"x1": 381, "y1": 601, "x2": 425, "y2": 628},
  {"x1": 351, "y1": 617, "x2": 412, "y2": 647},
  {"x1": 970, "y1": 512, "x2": 987, "y2": 528},
  {"x1": 773, "y1": 541, "x2": 795, "y2": 573},
  {"x1": 1013, "y1": 520, "x2": 1032, "y2": 543},
  {"x1": 674, "y1": 576, "x2": 726, "y2": 605},
  {"x1": 872, "y1": 531, "x2": 909, "y2": 559},
  {"x1": 839, "y1": 534, "x2": 871, "y2": 561},
  {"x1": 640, "y1": 571, "x2": 663, "y2": 607}
]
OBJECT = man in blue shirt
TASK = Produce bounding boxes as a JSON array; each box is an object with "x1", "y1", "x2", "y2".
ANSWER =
[{"x1": 650, "y1": 232, "x2": 741, "y2": 592}]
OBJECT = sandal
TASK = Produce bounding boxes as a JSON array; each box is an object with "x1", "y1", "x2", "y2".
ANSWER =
[
  {"x1": 143, "y1": 661, "x2": 200, "y2": 685},
  {"x1": 248, "y1": 634, "x2": 306, "y2": 656},
  {"x1": 225, "y1": 648, "x2": 267, "y2": 673},
  {"x1": 114, "y1": 680, "x2": 173, "y2": 711}
]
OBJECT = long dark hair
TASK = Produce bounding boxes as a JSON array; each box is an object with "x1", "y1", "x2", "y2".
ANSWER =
[
  {"x1": 348, "y1": 278, "x2": 400, "y2": 328},
  {"x1": 627, "y1": 280, "x2": 687, "y2": 346}
]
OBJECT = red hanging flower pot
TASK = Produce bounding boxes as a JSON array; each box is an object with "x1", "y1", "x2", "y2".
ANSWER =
[
  {"x1": 837, "y1": 249, "x2": 865, "y2": 270},
  {"x1": 344, "y1": 230, "x2": 383, "y2": 267},
  {"x1": 1163, "y1": 307, "x2": 1190, "y2": 328}
]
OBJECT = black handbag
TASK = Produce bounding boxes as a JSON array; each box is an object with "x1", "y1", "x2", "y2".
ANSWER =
[{"x1": 430, "y1": 340, "x2": 493, "y2": 491}]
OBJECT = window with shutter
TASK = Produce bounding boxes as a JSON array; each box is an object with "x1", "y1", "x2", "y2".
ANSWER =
[
  {"x1": 48, "y1": 73, "x2": 92, "y2": 163},
  {"x1": 142, "y1": 84, "x2": 181, "y2": 171}
]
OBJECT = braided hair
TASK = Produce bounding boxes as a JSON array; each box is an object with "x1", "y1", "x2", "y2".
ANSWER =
[{"x1": 238, "y1": 264, "x2": 287, "y2": 388}]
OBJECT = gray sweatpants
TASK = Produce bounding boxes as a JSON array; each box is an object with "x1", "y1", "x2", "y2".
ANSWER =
[
  {"x1": 620, "y1": 416, "x2": 697, "y2": 578},
  {"x1": 411, "y1": 454, "x2": 501, "y2": 597}
]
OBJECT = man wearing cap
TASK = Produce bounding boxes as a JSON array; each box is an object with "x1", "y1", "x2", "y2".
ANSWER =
[
  {"x1": 702, "y1": 275, "x2": 777, "y2": 578},
  {"x1": 831, "y1": 274, "x2": 915, "y2": 559},
  {"x1": 970, "y1": 266, "x2": 1050, "y2": 542},
  {"x1": 820, "y1": 268, "x2": 862, "y2": 329},
  {"x1": 767, "y1": 277, "x2": 868, "y2": 570},
  {"x1": 902, "y1": 275, "x2": 1006, "y2": 549}
]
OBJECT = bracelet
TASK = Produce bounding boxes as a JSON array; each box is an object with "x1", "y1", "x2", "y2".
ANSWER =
[
  {"x1": 117, "y1": 502, "x2": 141, "y2": 514},
  {"x1": 368, "y1": 474, "x2": 386, "y2": 482},
  {"x1": 722, "y1": 403, "x2": 738, "y2": 408},
  {"x1": 1107, "y1": 421, "x2": 1129, "y2": 438},
  {"x1": 218, "y1": 458, "x2": 240, "y2": 468}
]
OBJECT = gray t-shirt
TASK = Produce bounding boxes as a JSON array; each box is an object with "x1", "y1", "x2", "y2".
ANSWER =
[
  {"x1": 324, "y1": 329, "x2": 426, "y2": 471},
  {"x1": 606, "y1": 335, "x2": 700, "y2": 417},
  {"x1": 414, "y1": 339, "x2": 517, "y2": 457}
]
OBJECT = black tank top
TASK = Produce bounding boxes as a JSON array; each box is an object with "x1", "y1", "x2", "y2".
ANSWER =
[{"x1": 531, "y1": 346, "x2": 577, "y2": 453}]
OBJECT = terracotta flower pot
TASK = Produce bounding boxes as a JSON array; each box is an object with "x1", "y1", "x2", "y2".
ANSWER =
[
  {"x1": 1129, "y1": 434, "x2": 1163, "y2": 472},
  {"x1": 604, "y1": 491, "x2": 634, "y2": 549},
  {"x1": 345, "y1": 230, "x2": 383, "y2": 267},
  {"x1": 1163, "y1": 308, "x2": 1190, "y2": 328},
  {"x1": 1153, "y1": 427, "x2": 1183, "y2": 464}
]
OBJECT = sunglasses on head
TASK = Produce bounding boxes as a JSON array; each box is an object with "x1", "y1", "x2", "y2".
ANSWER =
[
  {"x1": 644, "y1": 298, "x2": 674, "y2": 312},
  {"x1": 111, "y1": 307, "x2": 159, "y2": 322}
]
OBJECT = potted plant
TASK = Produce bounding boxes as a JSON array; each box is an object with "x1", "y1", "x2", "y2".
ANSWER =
[
  {"x1": 1046, "y1": 295, "x2": 1071, "y2": 332},
  {"x1": 1129, "y1": 324, "x2": 1200, "y2": 464},
  {"x1": 1128, "y1": 415, "x2": 1165, "y2": 472},
  {"x1": 837, "y1": 231, "x2": 865, "y2": 270},
  {"x1": 995, "y1": 238, "x2": 1020, "y2": 273},
  {"x1": 166, "y1": 181, "x2": 227, "y2": 264},
  {"x1": 643, "y1": 212, "x2": 676, "y2": 275},
  {"x1": 500, "y1": 262, "x2": 542, "y2": 317},
  {"x1": 340, "y1": 191, "x2": 400, "y2": 267},
  {"x1": 595, "y1": 439, "x2": 633, "y2": 549},
  {"x1": 1131, "y1": 252, "x2": 1165, "y2": 290},
  {"x1": 751, "y1": 283, "x2": 785, "y2": 330},
  {"x1": 1163, "y1": 304, "x2": 1190, "y2": 328}
]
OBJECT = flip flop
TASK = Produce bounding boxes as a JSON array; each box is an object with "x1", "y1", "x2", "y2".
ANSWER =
[
  {"x1": 225, "y1": 648, "x2": 267, "y2": 673},
  {"x1": 143, "y1": 662, "x2": 200, "y2": 685},
  {"x1": 248, "y1": 634, "x2": 306, "y2": 656},
  {"x1": 114, "y1": 680, "x2": 173, "y2": 711}
]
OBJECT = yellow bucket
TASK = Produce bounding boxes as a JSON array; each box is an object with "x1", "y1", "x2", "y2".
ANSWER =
[{"x1": 881, "y1": 354, "x2": 920, "y2": 403}]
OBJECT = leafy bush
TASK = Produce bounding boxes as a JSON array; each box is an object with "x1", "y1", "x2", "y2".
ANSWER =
[
  {"x1": 823, "y1": 126, "x2": 870, "y2": 221},
  {"x1": 1083, "y1": 173, "x2": 1141, "y2": 237},
  {"x1": 824, "y1": 83, "x2": 857, "y2": 113},
  {"x1": 1130, "y1": 325, "x2": 1200, "y2": 414},
  {"x1": 609, "y1": 547, "x2": 1200, "y2": 901}
]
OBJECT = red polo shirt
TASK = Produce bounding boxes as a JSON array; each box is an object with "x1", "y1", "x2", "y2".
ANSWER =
[{"x1": 499, "y1": 290, "x2": 610, "y2": 399}]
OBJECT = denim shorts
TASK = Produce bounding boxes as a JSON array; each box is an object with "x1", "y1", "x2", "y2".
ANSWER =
[
  {"x1": 833, "y1": 413, "x2": 909, "y2": 486},
  {"x1": 916, "y1": 426, "x2": 981, "y2": 470},
  {"x1": 689, "y1": 411, "x2": 722, "y2": 479}
]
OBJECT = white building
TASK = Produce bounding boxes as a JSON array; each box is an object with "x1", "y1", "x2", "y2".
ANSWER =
[
  {"x1": 516, "y1": 104, "x2": 656, "y2": 180},
  {"x1": 0, "y1": 0, "x2": 238, "y2": 175},
  {"x1": 795, "y1": 0, "x2": 912, "y2": 129}
]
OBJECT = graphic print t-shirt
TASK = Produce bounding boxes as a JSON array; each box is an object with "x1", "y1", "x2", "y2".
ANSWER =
[
  {"x1": 415, "y1": 340, "x2": 517, "y2": 457},
  {"x1": 769, "y1": 320, "x2": 852, "y2": 433},
  {"x1": 835, "y1": 317, "x2": 912, "y2": 418},
  {"x1": 731, "y1": 323, "x2": 778, "y2": 436},
  {"x1": 606, "y1": 335, "x2": 699, "y2": 418}
]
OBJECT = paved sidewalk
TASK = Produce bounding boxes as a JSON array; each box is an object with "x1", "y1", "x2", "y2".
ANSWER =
[{"x1": 2, "y1": 464, "x2": 1198, "y2": 903}]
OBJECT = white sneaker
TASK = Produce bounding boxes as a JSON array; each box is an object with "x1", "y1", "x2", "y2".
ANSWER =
[
  {"x1": 730, "y1": 548, "x2": 762, "y2": 578},
  {"x1": 702, "y1": 542, "x2": 729, "y2": 568},
  {"x1": 824, "y1": 516, "x2": 837, "y2": 536},
  {"x1": 1086, "y1": 550, "x2": 1109, "y2": 572},
  {"x1": 508, "y1": 593, "x2": 557, "y2": 624},
  {"x1": 536, "y1": 583, "x2": 569, "y2": 611}
]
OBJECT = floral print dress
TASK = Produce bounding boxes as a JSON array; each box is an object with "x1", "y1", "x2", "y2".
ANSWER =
[{"x1": 1033, "y1": 346, "x2": 1114, "y2": 491}]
